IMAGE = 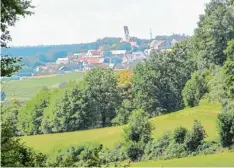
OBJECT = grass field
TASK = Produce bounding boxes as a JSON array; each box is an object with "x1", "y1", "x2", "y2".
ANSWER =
[
  {"x1": 21, "y1": 102, "x2": 221, "y2": 154},
  {"x1": 2, "y1": 72, "x2": 84, "y2": 101},
  {"x1": 131, "y1": 152, "x2": 234, "y2": 167}
]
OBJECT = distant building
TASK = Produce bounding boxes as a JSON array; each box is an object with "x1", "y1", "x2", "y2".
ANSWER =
[
  {"x1": 86, "y1": 50, "x2": 102, "y2": 57},
  {"x1": 110, "y1": 50, "x2": 126, "y2": 55},
  {"x1": 56, "y1": 58, "x2": 69, "y2": 64},
  {"x1": 132, "y1": 51, "x2": 146, "y2": 59},
  {"x1": 150, "y1": 40, "x2": 171, "y2": 50}
]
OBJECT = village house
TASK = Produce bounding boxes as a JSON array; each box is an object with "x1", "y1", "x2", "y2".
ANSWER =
[
  {"x1": 132, "y1": 51, "x2": 146, "y2": 59},
  {"x1": 110, "y1": 50, "x2": 126, "y2": 56},
  {"x1": 56, "y1": 57, "x2": 69, "y2": 64},
  {"x1": 150, "y1": 40, "x2": 171, "y2": 50},
  {"x1": 85, "y1": 50, "x2": 102, "y2": 57}
]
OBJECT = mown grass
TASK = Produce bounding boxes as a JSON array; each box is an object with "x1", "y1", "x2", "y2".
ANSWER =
[
  {"x1": 21, "y1": 102, "x2": 221, "y2": 154},
  {"x1": 2, "y1": 72, "x2": 84, "y2": 101},
  {"x1": 131, "y1": 152, "x2": 234, "y2": 167}
]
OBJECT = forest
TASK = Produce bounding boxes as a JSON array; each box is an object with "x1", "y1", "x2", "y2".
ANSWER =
[{"x1": 1, "y1": 0, "x2": 234, "y2": 167}]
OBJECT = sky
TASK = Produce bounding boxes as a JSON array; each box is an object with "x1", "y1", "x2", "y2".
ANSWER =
[{"x1": 9, "y1": 0, "x2": 211, "y2": 46}]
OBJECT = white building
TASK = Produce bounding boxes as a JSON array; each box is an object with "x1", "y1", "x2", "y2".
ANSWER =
[
  {"x1": 86, "y1": 50, "x2": 102, "y2": 57},
  {"x1": 110, "y1": 50, "x2": 126, "y2": 55},
  {"x1": 56, "y1": 58, "x2": 69, "y2": 64}
]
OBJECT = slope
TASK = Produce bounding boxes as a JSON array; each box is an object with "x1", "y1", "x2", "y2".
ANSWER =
[
  {"x1": 21, "y1": 101, "x2": 221, "y2": 154},
  {"x1": 131, "y1": 151, "x2": 234, "y2": 167}
]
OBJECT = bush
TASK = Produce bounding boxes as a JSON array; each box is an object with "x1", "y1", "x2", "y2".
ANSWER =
[
  {"x1": 124, "y1": 109, "x2": 152, "y2": 144},
  {"x1": 182, "y1": 71, "x2": 208, "y2": 107},
  {"x1": 173, "y1": 126, "x2": 188, "y2": 144},
  {"x1": 184, "y1": 120, "x2": 206, "y2": 151},
  {"x1": 165, "y1": 142, "x2": 188, "y2": 159},
  {"x1": 197, "y1": 141, "x2": 223, "y2": 155},
  {"x1": 143, "y1": 132, "x2": 172, "y2": 160},
  {"x1": 99, "y1": 143, "x2": 127, "y2": 165},
  {"x1": 47, "y1": 144, "x2": 103, "y2": 167},
  {"x1": 217, "y1": 108, "x2": 234, "y2": 147},
  {"x1": 126, "y1": 142, "x2": 144, "y2": 161}
]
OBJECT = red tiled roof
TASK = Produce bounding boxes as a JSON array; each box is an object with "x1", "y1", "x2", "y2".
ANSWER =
[
  {"x1": 80, "y1": 53, "x2": 86, "y2": 57},
  {"x1": 90, "y1": 50, "x2": 101, "y2": 55},
  {"x1": 78, "y1": 57, "x2": 104, "y2": 64}
]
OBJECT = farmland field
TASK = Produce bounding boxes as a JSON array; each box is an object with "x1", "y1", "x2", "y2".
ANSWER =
[
  {"x1": 131, "y1": 152, "x2": 234, "y2": 167},
  {"x1": 21, "y1": 102, "x2": 221, "y2": 154},
  {"x1": 2, "y1": 72, "x2": 84, "y2": 101}
]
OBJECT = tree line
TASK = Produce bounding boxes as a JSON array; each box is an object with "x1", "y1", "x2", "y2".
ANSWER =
[{"x1": 1, "y1": 0, "x2": 234, "y2": 166}]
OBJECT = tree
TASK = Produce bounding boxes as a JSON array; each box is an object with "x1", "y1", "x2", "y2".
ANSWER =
[
  {"x1": 84, "y1": 67, "x2": 121, "y2": 127},
  {"x1": 182, "y1": 71, "x2": 208, "y2": 107},
  {"x1": 124, "y1": 109, "x2": 152, "y2": 144},
  {"x1": 184, "y1": 120, "x2": 206, "y2": 151},
  {"x1": 18, "y1": 88, "x2": 51, "y2": 135},
  {"x1": 194, "y1": 0, "x2": 234, "y2": 67},
  {"x1": 1, "y1": 118, "x2": 47, "y2": 167},
  {"x1": 222, "y1": 60, "x2": 234, "y2": 99},
  {"x1": 1, "y1": 0, "x2": 34, "y2": 77},
  {"x1": 123, "y1": 109, "x2": 152, "y2": 161},
  {"x1": 217, "y1": 108, "x2": 234, "y2": 147},
  {"x1": 225, "y1": 39, "x2": 234, "y2": 60},
  {"x1": 133, "y1": 40, "x2": 195, "y2": 116}
]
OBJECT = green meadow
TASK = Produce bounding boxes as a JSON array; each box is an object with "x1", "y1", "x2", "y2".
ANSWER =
[
  {"x1": 131, "y1": 152, "x2": 234, "y2": 167},
  {"x1": 22, "y1": 102, "x2": 221, "y2": 154},
  {"x1": 2, "y1": 72, "x2": 84, "y2": 101}
]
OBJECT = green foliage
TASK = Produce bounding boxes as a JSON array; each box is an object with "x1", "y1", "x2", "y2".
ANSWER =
[
  {"x1": 84, "y1": 67, "x2": 121, "y2": 127},
  {"x1": 1, "y1": 0, "x2": 34, "y2": 76},
  {"x1": 197, "y1": 141, "x2": 223, "y2": 155},
  {"x1": 18, "y1": 88, "x2": 51, "y2": 135},
  {"x1": 222, "y1": 60, "x2": 234, "y2": 99},
  {"x1": 194, "y1": 0, "x2": 234, "y2": 67},
  {"x1": 99, "y1": 143, "x2": 127, "y2": 165},
  {"x1": 1, "y1": 100, "x2": 21, "y2": 135},
  {"x1": 143, "y1": 132, "x2": 172, "y2": 160},
  {"x1": 133, "y1": 41, "x2": 195, "y2": 116},
  {"x1": 173, "y1": 126, "x2": 188, "y2": 144},
  {"x1": 165, "y1": 142, "x2": 188, "y2": 159},
  {"x1": 184, "y1": 120, "x2": 206, "y2": 152},
  {"x1": 207, "y1": 66, "x2": 226, "y2": 103},
  {"x1": 124, "y1": 109, "x2": 152, "y2": 144},
  {"x1": 225, "y1": 39, "x2": 234, "y2": 60},
  {"x1": 42, "y1": 82, "x2": 92, "y2": 133},
  {"x1": 182, "y1": 71, "x2": 208, "y2": 107},
  {"x1": 1, "y1": 119, "x2": 47, "y2": 167},
  {"x1": 112, "y1": 99, "x2": 133, "y2": 125},
  {"x1": 125, "y1": 142, "x2": 144, "y2": 161},
  {"x1": 217, "y1": 106, "x2": 234, "y2": 147}
]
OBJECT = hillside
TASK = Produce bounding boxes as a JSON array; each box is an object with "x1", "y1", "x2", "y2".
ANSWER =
[
  {"x1": 2, "y1": 72, "x2": 84, "y2": 101},
  {"x1": 131, "y1": 152, "x2": 234, "y2": 167},
  {"x1": 21, "y1": 102, "x2": 221, "y2": 154}
]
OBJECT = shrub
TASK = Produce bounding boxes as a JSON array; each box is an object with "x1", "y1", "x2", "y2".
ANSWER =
[
  {"x1": 99, "y1": 143, "x2": 127, "y2": 165},
  {"x1": 197, "y1": 141, "x2": 223, "y2": 155},
  {"x1": 143, "y1": 132, "x2": 172, "y2": 160},
  {"x1": 184, "y1": 120, "x2": 206, "y2": 151},
  {"x1": 165, "y1": 142, "x2": 188, "y2": 159},
  {"x1": 124, "y1": 109, "x2": 152, "y2": 144},
  {"x1": 126, "y1": 142, "x2": 144, "y2": 161},
  {"x1": 173, "y1": 126, "x2": 188, "y2": 144},
  {"x1": 217, "y1": 108, "x2": 234, "y2": 147},
  {"x1": 182, "y1": 71, "x2": 208, "y2": 107}
]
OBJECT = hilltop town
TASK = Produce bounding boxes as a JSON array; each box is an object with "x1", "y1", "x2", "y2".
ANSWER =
[{"x1": 2, "y1": 28, "x2": 189, "y2": 78}]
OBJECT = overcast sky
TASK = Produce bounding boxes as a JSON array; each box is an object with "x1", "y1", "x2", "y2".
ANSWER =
[{"x1": 9, "y1": 0, "x2": 210, "y2": 46}]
